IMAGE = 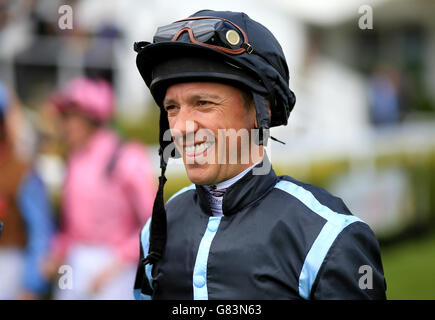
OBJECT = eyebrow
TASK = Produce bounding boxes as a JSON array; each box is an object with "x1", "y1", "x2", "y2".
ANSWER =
[
  {"x1": 192, "y1": 93, "x2": 221, "y2": 101},
  {"x1": 163, "y1": 93, "x2": 222, "y2": 106},
  {"x1": 163, "y1": 98, "x2": 177, "y2": 106}
]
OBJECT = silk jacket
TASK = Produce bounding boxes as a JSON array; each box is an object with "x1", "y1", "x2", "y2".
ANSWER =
[{"x1": 134, "y1": 159, "x2": 386, "y2": 300}]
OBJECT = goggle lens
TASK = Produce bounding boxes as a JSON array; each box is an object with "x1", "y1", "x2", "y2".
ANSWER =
[{"x1": 153, "y1": 16, "x2": 252, "y2": 55}]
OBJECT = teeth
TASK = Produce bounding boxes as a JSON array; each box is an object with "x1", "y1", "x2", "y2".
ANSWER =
[{"x1": 185, "y1": 142, "x2": 212, "y2": 154}]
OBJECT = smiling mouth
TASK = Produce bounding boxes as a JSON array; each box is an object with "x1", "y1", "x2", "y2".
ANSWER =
[{"x1": 184, "y1": 141, "x2": 214, "y2": 158}]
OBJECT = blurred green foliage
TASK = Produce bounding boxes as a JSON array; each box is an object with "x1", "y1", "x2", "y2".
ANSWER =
[
  {"x1": 114, "y1": 107, "x2": 160, "y2": 145},
  {"x1": 381, "y1": 231, "x2": 435, "y2": 300}
]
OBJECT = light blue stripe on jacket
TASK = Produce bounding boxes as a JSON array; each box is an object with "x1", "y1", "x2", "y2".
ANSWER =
[
  {"x1": 141, "y1": 219, "x2": 153, "y2": 289},
  {"x1": 133, "y1": 218, "x2": 153, "y2": 300},
  {"x1": 274, "y1": 180, "x2": 363, "y2": 299},
  {"x1": 192, "y1": 216, "x2": 222, "y2": 300},
  {"x1": 136, "y1": 218, "x2": 152, "y2": 300}
]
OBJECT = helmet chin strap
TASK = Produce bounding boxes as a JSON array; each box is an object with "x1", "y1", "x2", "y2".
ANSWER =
[
  {"x1": 143, "y1": 147, "x2": 168, "y2": 265},
  {"x1": 252, "y1": 92, "x2": 270, "y2": 146},
  {"x1": 143, "y1": 110, "x2": 172, "y2": 265},
  {"x1": 252, "y1": 92, "x2": 286, "y2": 146}
]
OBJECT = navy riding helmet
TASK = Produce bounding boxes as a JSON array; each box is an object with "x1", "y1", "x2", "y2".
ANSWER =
[
  {"x1": 135, "y1": 9, "x2": 296, "y2": 155},
  {"x1": 134, "y1": 10, "x2": 296, "y2": 265}
]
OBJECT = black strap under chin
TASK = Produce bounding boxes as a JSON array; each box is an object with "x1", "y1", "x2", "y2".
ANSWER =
[{"x1": 142, "y1": 153, "x2": 168, "y2": 265}]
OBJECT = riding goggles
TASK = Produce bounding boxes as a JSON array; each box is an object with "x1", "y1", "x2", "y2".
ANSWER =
[{"x1": 153, "y1": 16, "x2": 254, "y2": 55}]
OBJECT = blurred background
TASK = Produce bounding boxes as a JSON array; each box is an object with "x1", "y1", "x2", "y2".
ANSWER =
[{"x1": 0, "y1": 0, "x2": 434, "y2": 299}]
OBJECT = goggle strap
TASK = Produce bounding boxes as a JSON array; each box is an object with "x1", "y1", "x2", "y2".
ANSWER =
[
  {"x1": 170, "y1": 16, "x2": 252, "y2": 55},
  {"x1": 175, "y1": 16, "x2": 249, "y2": 42},
  {"x1": 171, "y1": 27, "x2": 248, "y2": 55}
]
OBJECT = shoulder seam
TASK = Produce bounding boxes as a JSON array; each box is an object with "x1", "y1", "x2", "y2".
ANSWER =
[
  {"x1": 273, "y1": 179, "x2": 366, "y2": 300},
  {"x1": 274, "y1": 179, "x2": 357, "y2": 220}
]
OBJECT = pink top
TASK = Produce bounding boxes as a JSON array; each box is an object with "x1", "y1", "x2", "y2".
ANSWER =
[{"x1": 51, "y1": 129, "x2": 155, "y2": 263}]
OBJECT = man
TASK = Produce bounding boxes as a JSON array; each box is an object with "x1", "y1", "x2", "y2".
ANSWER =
[{"x1": 133, "y1": 10, "x2": 386, "y2": 300}]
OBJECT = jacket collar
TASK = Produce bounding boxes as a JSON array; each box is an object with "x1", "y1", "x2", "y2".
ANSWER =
[{"x1": 195, "y1": 155, "x2": 277, "y2": 216}]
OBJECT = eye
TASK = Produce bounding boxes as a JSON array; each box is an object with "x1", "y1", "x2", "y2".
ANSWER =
[
  {"x1": 164, "y1": 104, "x2": 178, "y2": 112},
  {"x1": 198, "y1": 100, "x2": 211, "y2": 106}
]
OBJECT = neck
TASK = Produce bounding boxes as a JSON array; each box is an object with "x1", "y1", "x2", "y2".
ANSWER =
[
  {"x1": 212, "y1": 161, "x2": 261, "y2": 190},
  {"x1": 212, "y1": 143, "x2": 265, "y2": 188},
  {"x1": 68, "y1": 126, "x2": 101, "y2": 153},
  {"x1": 195, "y1": 155, "x2": 277, "y2": 217}
]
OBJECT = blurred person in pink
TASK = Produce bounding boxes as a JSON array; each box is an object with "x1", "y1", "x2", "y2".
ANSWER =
[{"x1": 43, "y1": 77, "x2": 155, "y2": 299}]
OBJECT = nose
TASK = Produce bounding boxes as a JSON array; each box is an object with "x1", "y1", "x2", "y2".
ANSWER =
[{"x1": 170, "y1": 106, "x2": 199, "y2": 144}]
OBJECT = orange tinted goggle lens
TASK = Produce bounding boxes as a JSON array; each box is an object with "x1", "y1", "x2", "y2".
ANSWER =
[{"x1": 153, "y1": 16, "x2": 253, "y2": 55}]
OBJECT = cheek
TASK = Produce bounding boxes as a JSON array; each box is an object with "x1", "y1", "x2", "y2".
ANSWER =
[
  {"x1": 65, "y1": 119, "x2": 81, "y2": 134},
  {"x1": 169, "y1": 123, "x2": 183, "y2": 147},
  {"x1": 62, "y1": 119, "x2": 75, "y2": 137},
  {"x1": 63, "y1": 118, "x2": 88, "y2": 141},
  {"x1": 225, "y1": 109, "x2": 256, "y2": 132},
  {"x1": 167, "y1": 116, "x2": 176, "y2": 129}
]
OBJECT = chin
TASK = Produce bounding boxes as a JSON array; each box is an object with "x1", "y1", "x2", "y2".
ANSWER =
[{"x1": 184, "y1": 163, "x2": 217, "y2": 186}]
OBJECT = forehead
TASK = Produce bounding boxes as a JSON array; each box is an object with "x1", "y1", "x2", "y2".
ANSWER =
[
  {"x1": 164, "y1": 81, "x2": 244, "y2": 100},
  {"x1": 60, "y1": 107, "x2": 91, "y2": 122}
]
